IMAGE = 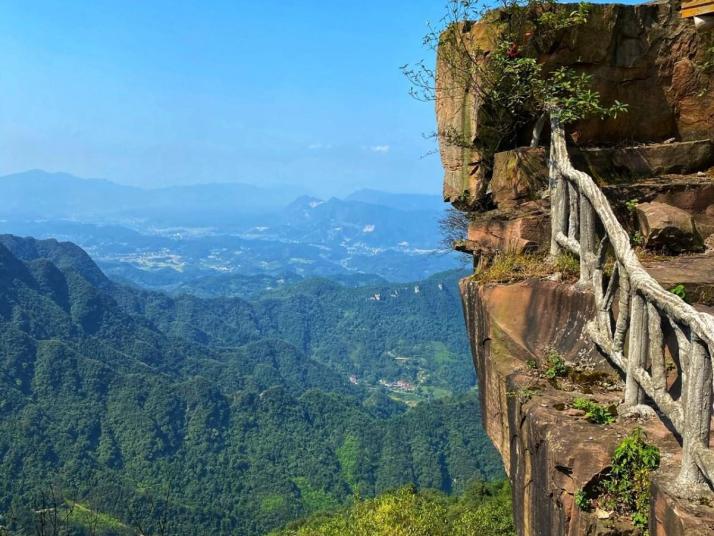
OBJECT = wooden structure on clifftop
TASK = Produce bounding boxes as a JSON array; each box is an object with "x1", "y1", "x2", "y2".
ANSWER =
[{"x1": 681, "y1": 0, "x2": 714, "y2": 18}]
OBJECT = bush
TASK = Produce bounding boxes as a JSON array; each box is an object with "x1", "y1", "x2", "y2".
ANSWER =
[
  {"x1": 270, "y1": 481, "x2": 516, "y2": 536},
  {"x1": 583, "y1": 428, "x2": 660, "y2": 529}
]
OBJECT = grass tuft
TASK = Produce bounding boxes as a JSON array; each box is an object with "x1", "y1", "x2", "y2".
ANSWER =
[{"x1": 473, "y1": 251, "x2": 579, "y2": 284}]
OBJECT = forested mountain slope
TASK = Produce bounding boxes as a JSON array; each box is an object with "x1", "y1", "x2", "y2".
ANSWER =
[{"x1": 0, "y1": 236, "x2": 499, "y2": 536}]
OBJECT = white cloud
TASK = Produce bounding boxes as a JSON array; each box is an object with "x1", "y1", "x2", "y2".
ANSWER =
[{"x1": 370, "y1": 144, "x2": 390, "y2": 153}]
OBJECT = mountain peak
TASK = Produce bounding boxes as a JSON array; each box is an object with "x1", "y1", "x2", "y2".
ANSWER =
[{"x1": 0, "y1": 234, "x2": 110, "y2": 288}]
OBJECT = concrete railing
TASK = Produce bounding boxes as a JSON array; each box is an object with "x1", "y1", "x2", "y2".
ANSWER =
[{"x1": 548, "y1": 116, "x2": 714, "y2": 488}]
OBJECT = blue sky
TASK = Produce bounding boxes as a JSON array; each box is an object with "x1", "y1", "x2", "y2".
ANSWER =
[{"x1": 0, "y1": 1, "x2": 448, "y2": 197}]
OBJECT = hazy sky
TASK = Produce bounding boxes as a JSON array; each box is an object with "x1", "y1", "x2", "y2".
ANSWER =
[{"x1": 0, "y1": 1, "x2": 448, "y2": 197}]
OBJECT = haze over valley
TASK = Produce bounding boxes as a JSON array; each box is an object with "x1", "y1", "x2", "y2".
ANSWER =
[{"x1": 0, "y1": 170, "x2": 461, "y2": 291}]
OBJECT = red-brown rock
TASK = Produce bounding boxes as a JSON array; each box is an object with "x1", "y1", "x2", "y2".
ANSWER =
[
  {"x1": 491, "y1": 147, "x2": 549, "y2": 209},
  {"x1": 466, "y1": 211, "x2": 550, "y2": 254},
  {"x1": 437, "y1": 3, "x2": 714, "y2": 208},
  {"x1": 635, "y1": 201, "x2": 704, "y2": 253},
  {"x1": 459, "y1": 277, "x2": 714, "y2": 536}
]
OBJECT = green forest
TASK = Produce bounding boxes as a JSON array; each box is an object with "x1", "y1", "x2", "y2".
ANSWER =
[
  {"x1": 269, "y1": 480, "x2": 514, "y2": 536},
  {"x1": 0, "y1": 235, "x2": 502, "y2": 535}
]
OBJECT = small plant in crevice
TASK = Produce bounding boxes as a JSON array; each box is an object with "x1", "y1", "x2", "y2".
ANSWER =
[
  {"x1": 574, "y1": 488, "x2": 590, "y2": 511},
  {"x1": 507, "y1": 387, "x2": 539, "y2": 402},
  {"x1": 591, "y1": 428, "x2": 660, "y2": 530},
  {"x1": 571, "y1": 397, "x2": 615, "y2": 425},
  {"x1": 669, "y1": 283, "x2": 687, "y2": 302},
  {"x1": 630, "y1": 231, "x2": 643, "y2": 247},
  {"x1": 526, "y1": 358, "x2": 538, "y2": 370},
  {"x1": 553, "y1": 252, "x2": 580, "y2": 278},
  {"x1": 543, "y1": 349, "x2": 567, "y2": 379},
  {"x1": 625, "y1": 198, "x2": 641, "y2": 231}
]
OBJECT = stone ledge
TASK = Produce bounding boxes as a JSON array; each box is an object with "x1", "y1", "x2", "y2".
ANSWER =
[
  {"x1": 490, "y1": 141, "x2": 714, "y2": 210},
  {"x1": 572, "y1": 140, "x2": 714, "y2": 183},
  {"x1": 459, "y1": 278, "x2": 714, "y2": 536}
]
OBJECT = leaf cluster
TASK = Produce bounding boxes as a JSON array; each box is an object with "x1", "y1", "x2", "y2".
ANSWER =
[
  {"x1": 571, "y1": 397, "x2": 615, "y2": 425},
  {"x1": 583, "y1": 428, "x2": 660, "y2": 529},
  {"x1": 543, "y1": 349, "x2": 567, "y2": 379}
]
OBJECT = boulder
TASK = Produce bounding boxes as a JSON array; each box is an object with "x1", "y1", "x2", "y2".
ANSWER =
[
  {"x1": 635, "y1": 201, "x2": 704, "y2": 253},
  {"x1": 571, "y1": 140, "x2": 714, "y2": 183},
  {"x1": 491, "y1": 147, "x2": 548, "y2": 209},
  {"x1": 437, "y1": 2, "x2": 714, "y2": 208},
  {"x1": 466, "y1": 211, "x2": 550, "y2": 254}
]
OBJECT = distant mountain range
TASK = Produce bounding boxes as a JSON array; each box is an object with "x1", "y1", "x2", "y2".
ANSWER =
[
  {"x1": 0, "y1": 169, "x2": 311, "y2": 221},
  {"x1": 0, "y1": 170, "x2": 460, "y2": 285},
  {"x1": 0, "y1": 170, "x2": 442, "y2": 224}
]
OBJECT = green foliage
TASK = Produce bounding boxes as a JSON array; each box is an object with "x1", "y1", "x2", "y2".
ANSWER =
[
  {"x1": 0, "y1": 238, "x2": 504, "y2": 535},
  {"x1": 553, "y1": 252, "x2": 580, "y2": 276},
  {"x1": 574, "y1": 489, "x2": 588, "y2": 511},
  {"x1": 269, "y1": 480, "x2": 515, "y2": 536},
  {"x1": 625, "y1": 199, "x2": 639, "y2": 213},
  {"x1": 536, "y1": 1, "x2": 590, "y2": 30},
  {"x1": 403, "y1": 0, "x2": 628, "y2": 188},
  {"x1": 670, "y1": 284, "x2": 687, "y2": 302},
  {"x1": 506, "y1": 387, "x2": 538, "y2": 402},
  {"x1": 543, "y1": 349, "x2": 567, "y2": 379},
  {"x1": 571, "y1": 397, "x2": 615, "y2": 425},
  {"x1": 542, "y1": 67, "x2": 628, "y2": 124},
  {"x1": 631, "y1": 231, "x2": 644, "y2": 247},
  {"x1": 595, "y1": 428, "x2": 660, "y2": 529},
  {"x1": 473, "y1": 251, "x2": 579, "y2": 284}
]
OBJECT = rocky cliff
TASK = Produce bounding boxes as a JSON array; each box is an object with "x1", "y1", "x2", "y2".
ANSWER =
[
  {"x1": 438, "y1": 0, "x2": 714, "y2": 208},
  {"x1": 436, "y1": 1, "x2": 714, "y2": 534}
]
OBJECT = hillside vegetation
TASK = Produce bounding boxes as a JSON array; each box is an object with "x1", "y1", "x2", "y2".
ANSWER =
[
  {"x1": 0, "y1": 236, "x2": 500, "y2": 536},
  {"x1": 269, "y1": 480, "x2": 515, "y2": 536}
]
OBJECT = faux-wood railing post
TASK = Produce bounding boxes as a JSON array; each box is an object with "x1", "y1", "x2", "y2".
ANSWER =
[
  {"x1": 678, "y1": 335, "x2": 712, "y2": 485},
  {"x1": 579, "y1": 192, "x2": 596, "y2": 288},
  {"x1": 624, "y1": 293, "x2": 647, "y2": 407},
  {"x1": 549, "y1": 157, "x2": 567, "y2": 258},
  {"x1": 548, "y1": 112, "x2": 714, "y2": 487}
]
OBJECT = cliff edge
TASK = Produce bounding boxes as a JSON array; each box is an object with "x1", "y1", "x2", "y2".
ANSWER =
[{"x1": 435, "y1": 1, "x2": 714, "y2": 534}]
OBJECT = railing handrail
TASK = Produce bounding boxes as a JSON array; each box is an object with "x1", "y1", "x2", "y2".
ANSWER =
[
  {"x1": 548, "y1": 115, "x2": 714, "y2": 489},
  {"x1": 550, "y1": 118, "x2": 714, "y2": 347}
]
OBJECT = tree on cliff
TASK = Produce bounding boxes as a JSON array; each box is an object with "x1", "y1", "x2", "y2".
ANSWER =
[{"x1": 402, "y1": 0, "x2": 627, "y2": 202}]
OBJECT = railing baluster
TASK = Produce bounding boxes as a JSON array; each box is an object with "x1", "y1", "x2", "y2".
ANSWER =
[
  {"x1": 613, "y1": 268, "x2": 630, "y2": 356},
  {"x1": 568, "y1": 182, "x2": 579, "y2": 241},
  {"x1": 548, "y1": 114, "x2": 714, "y2": 487},
  {"x1": 625, "y1": 292, "x2": 647, "y2": 407},
  {"x1": 549, "y1": 167, "x2": 568, "y2": 259},
  {"x1": 648, "y1": 303, "x2": 666, "y2": 392},
  {"x1": 602, "y1": 262, "x2": 619, "y2": 312},
  {"x1": 579, "y1": 192, "x2": 596, "y2": 288},
  {"x1": 678, "y1": 334, "x2": 712, "y2": 485}
]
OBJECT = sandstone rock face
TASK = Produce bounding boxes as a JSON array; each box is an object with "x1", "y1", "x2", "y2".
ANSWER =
[
  {"x1": 572, "y1": 140, "x2": 714, "y2": 183},
  {"x1": 635, "y1": 201, "x2": 704, "y2": 253},
  {"x1": 437, "y1": 2, "x2": 714, "y2": 208},
  {"x1": 488, "y1": 141, "x2": 714, "y2": 211},
  {"x1": 466, "y1": 210, "x2": 550, "y2": 254},
  {"x1": 642, "y1": 253, "x2": 714, "y2": 306},
  {"x1": 491, "y1": 148, "x2": 549, "y2": 209},
  {"x1": 459, "y1": 277, "x2": 714, "y2": 536}
]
